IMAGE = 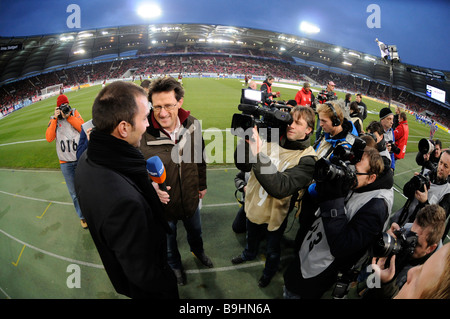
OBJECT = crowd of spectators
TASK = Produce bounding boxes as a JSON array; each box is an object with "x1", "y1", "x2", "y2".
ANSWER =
[{"x1": 1, "y1": 46, "x2": 449, "y2": 127}]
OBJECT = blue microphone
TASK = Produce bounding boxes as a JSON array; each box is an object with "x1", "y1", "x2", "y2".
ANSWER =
[{"x1": 146, "y1": 156, "x2": 168, "y2": 192}]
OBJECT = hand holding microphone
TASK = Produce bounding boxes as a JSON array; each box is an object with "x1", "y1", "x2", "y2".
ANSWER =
[{"x1": 146, "y1": 156, "x2": 170, "y2": 204}]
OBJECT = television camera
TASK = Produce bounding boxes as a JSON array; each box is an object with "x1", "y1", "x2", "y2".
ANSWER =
[{"x1": 231, "y1": 88, "x2": 293, "y2": 141}]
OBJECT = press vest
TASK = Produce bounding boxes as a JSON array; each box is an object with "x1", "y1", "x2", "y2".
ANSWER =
[
  {"x1": 245, "y1": 141, "x2": 316, "y2": 231},
  {"x1": 315, "y1": 132, "x2": 356, "y2": 160},
  {"x1": 299, "y1": 188, "x2": 394, "y2": 278},
  {"x1": 261, "y1": 82, "x2": 273, "y2": 106},
  {"x1": 55, "y1": 113, "x2": 80, "y2": 162},
  {"x1": 405, "y1": 182, "x2": 450, "y2": 222}
]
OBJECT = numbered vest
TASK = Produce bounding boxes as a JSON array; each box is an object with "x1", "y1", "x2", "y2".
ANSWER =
[
  {"x1": 55, "y1": 115, "x2": 80, "y2": 162},
  {"x1": 299, "y1": 188, "x2": 393, "y2": 279},
  {"x1": 405, "y1": 182, "x2": 450, "y2": 221},
  {"x1": 245, "y1": 142, "x2": 316, "y2": 231}
]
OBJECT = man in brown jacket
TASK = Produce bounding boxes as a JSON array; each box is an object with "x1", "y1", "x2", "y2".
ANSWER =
[{"x1": 139, "y1": 77, "x2": 212, "y2": 286}]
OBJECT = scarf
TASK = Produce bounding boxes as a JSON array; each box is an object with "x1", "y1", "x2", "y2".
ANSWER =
[{"x1": 87, "y1": 130, "x2": 170, "y2": 233}]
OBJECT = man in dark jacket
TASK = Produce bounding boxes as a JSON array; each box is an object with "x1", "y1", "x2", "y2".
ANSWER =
[
  {"x1": 139, "y1": 76, "x2": 212, "y2": 286},
  {"x1": 283, "y1": 147, "x2": 393, "y2": 299},
  {"x1": 232, "y1": 106, "x2": 317, "y2": 288},
  {"x1": 74, "y1": 81, "x2": 178, "y2": 299}
]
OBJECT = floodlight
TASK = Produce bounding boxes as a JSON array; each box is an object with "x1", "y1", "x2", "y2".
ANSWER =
[
  {"x1": 137, "y1": 3, "x2": 162, "y2": 19},
  {"x1": 389, "y1": 45, "x2": 400, "y2": 62},
  {"x1": 300, "y1": 21, "x2": 320, "y2": 34}
]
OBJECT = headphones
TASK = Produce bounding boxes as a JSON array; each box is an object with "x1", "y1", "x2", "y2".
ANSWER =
[{"x1": 325, "y1": 102, "x2": 341, "y2": 127}]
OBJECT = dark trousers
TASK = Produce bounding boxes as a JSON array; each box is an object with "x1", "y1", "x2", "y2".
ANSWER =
[
  {"x1": 242, "y1": 217, "x2": 288, "y2": 278},
  {"x1": 166, "y1": 207, "x2": 203, "y2": 269}
]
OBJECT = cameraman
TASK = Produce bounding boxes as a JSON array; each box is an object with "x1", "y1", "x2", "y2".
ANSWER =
[
  {"x1": 45, "y1": 94, "x2": 86, "y2": 229},
  {"x1": 314, "y1": 100, "x2": 358, "y2": 160},
  {"x1": 363, "y1": 204, "x2": 446, "y2": 299},
  {"x1": 231, "y1": 106, "x2": 317, "y2": 288},
  {"x1": 260, "y1": 75, "x2": 280, "y2": 107},
  {"x1": 317, "y1": 81, "x2": 337, "y2": 104},
  {"x1": 392, "y1": 150, "x2": 450, "y2": 240},
  {"x1": 283, "y1": 147, "x2": 394, "y2": 299}
]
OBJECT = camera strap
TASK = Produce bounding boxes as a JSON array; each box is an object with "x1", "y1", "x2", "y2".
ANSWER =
[{"x1": 234, "y1": 189, "x2": 244, "y2": 205}]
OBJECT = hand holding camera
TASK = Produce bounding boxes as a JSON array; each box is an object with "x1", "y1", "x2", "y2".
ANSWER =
[
  {"x1": 388, "y1": 140, "x2": 400, "y2": 154},
  {"x1": 246, "y1": 126, "x2": 263, "y2": 156},
  {"x1": 54, "y1": 103, "x2": 72, "y2": 120},
  {"x1": 403, "y1": 172, "x2": 430, "y2": 200},
  {"x1": 315, "y1": 175, "x2": 351, "y2": 201}
]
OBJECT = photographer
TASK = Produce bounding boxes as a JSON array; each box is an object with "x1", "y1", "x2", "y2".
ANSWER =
[
  {"x1": 385, "y1": 242, "x2": 450, "y2": 299},
  {"x1": 260, "y1": 75, "x2": 280, "y2": 107},
  {"x1": 392, "y1": 150, "x2": 450, "y2": 240},
  {"x1": 379, "y1": 107, "x2": 397, "y2": 170},
  {"x1": 363, "y1": 204, "x2": 446, "y2": 299},
  {"x1": 45, "y1": 94, "x2": 86, "y2": 229},
  {"x1": 366, "y1": 121, "x2": 392, "y2": 171},
  {"x1": 416, "y1": 139, "x2": 442, "y2": 171},
  {"x1": 231, "y1": 106, "x2": 317, "y2": 288},
  {"x1": 349, "y1": 101, "x2": 364, "y2": 135},
  {"x1": 314, "y1": 100, "x2": 358, "y2": 160},
  {"x1": 315, "y1": 81, "x2": 337, "y2": 140},
  {"x1": 283, "y1": 147, "x2": 394, "y2": 299}
]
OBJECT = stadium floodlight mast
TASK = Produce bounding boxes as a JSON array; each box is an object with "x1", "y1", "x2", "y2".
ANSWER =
[{"x1": 375, "y1": 38, "x2": 400, "y2": 108}]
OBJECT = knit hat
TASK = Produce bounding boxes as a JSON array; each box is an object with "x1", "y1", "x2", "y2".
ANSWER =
[
  {"x1": 57, "y1": 94, "x2": 69, "y2": 107},
  {"x1": 379, "y1": 107, "x2": 393, "y2": 120}
]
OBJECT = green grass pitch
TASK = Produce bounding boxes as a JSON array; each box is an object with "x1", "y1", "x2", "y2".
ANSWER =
[{"x1": 1, "y1": 77, "x2": 449, "y2": 169}]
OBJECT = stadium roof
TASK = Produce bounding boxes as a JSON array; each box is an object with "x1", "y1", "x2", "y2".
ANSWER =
[{"x1": 1, "y1": 23, "x2": 449, "y2": 103}]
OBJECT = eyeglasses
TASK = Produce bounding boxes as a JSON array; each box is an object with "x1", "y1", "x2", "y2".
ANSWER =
[
  {"x1": 355, "y1": 171, "x2": 371, "y2": 176},
  {"x1": 153, "y1": 103, "x2": 177, "y2": 112}
]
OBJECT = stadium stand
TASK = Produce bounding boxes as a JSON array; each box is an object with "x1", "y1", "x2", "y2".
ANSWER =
[{"x1": 1, "y1": 24, "x2": 449, "y2": 126}]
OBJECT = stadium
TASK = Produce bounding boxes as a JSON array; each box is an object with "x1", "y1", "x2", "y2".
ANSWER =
[{"x1": 1, "y1": 1, "x2": 450, "y2": 304}]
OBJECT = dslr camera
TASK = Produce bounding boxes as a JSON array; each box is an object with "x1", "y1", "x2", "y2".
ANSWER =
[
  {"x1": 370, "y1": 227, "x2": 418, "y2": 259},
  {"x1": 403, "y1": 173, "x2": 431, "y2": 199},
  {"x1": 388, "y1": 140, "x2": 401, "y2": 155},
  {"x1": 313, "y1": 136, "x2": 366, "y2": 186},
  {"x1": 58, "y1": 103, "x2": 72, "y2": 119},
  {"x1": 231, "y1": 88, "x2": 293, "y2": 141}
]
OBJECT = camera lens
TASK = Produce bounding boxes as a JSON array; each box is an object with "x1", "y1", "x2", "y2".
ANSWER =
[
  {"x1": 370, "y1": 232, "x2": 401, "y2": 257},
  {"x1": 314, "y1": 158, "x2": 343, "y2": 182}
]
